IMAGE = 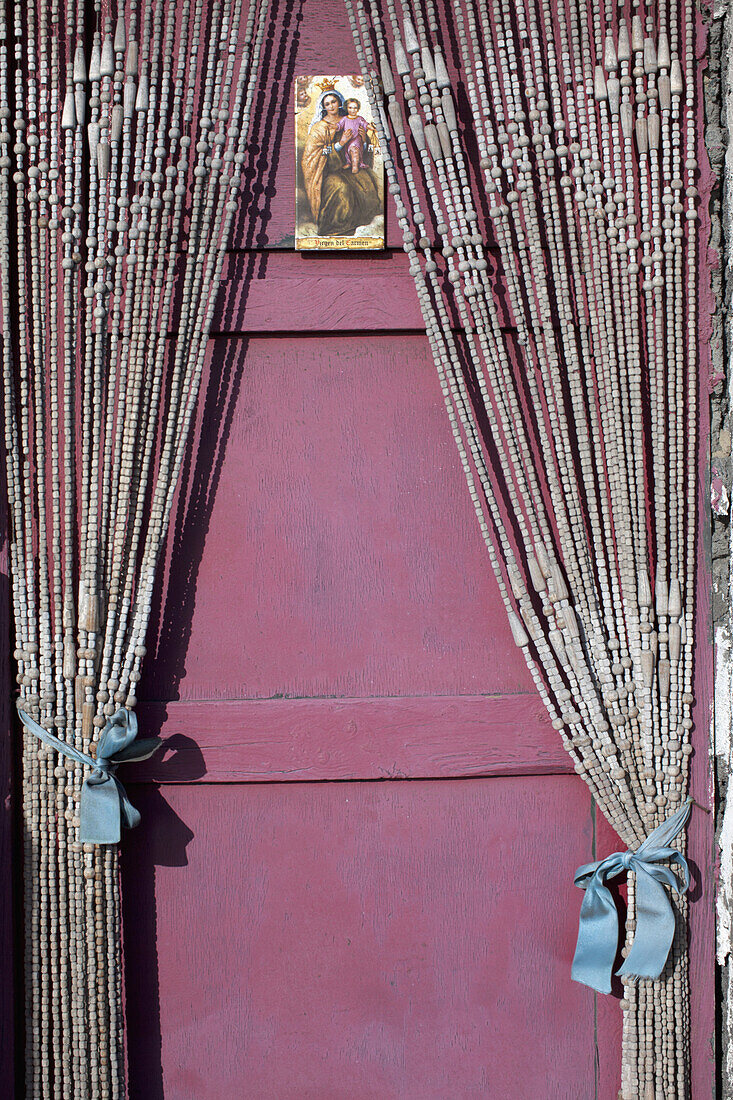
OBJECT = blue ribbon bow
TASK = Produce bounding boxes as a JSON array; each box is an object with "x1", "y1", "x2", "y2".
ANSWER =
[
  {"x1": 19, "y1": 706, "x2": 161, "y2": 845},
  {"x1": 571, "y1": 800, "x2": 692, "y2": 993}
]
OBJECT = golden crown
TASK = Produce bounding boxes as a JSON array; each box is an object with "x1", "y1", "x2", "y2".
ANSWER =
[{"x1": 314, "y1": 77, "x2": 339, "y2": 92}]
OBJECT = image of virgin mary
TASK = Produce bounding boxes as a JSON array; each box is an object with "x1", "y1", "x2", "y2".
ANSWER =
[{"x1": 299, "y1": 87, "x2": 382, "y2": 239}]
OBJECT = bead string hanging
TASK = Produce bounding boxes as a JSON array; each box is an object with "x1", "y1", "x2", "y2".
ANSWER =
[
  {"x1": 0, "y1": 0, "x2": 269, "y2": 1094},
  {"x1": 343, "y1": 0, "x2": 698, "y2": 1093}
]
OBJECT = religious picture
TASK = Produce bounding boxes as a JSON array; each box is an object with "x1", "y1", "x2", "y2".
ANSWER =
[{"x1": 295, "y1": 75, "x2": 385, "y2": 250}]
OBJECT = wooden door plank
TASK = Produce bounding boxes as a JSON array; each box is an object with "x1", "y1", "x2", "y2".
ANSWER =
[
  {"x1": 142, "y1": 334, "x2": 535, "y2": 704},
  {"x1": 211, "y1": 250, "x2": 511, "y2": 333},
  {"x1": 132, "y1": 693, "x2": 567, "y2": 783},
  {"x1": 121, "y1": 775, "x2": 608, "y2": 1100}
]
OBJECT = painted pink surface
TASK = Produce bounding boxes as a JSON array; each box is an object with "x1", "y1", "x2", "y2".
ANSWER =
[
  {"x1": 215, "y1": 252, "x2": 426, "y2": 332},
  {"x1": 0, "y1": 1, "x2": 711, "y2": 1096},
  {"x1": 212, "y1": 249, "x2": 511, "y2": 332},
  {"x1": 141, "y1": 334, "x2": 533, "y2": 704},
  {"x1": 122, "y1": 777, "x2": 603, "y2": 1100},
  {"x1": 133, "y1": 694, "x2": 566, "y2": 782},
  {"x1": 684, "y1": 6, "x2": 719, "y2": 1093}
]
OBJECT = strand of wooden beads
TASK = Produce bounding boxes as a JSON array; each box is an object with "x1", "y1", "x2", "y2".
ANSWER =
[
  {"x1": 100, "y1": 0, "x2": 225, "y2": 708},
  {"x1": 80, "y1": 14, "x2": 111, "y2": 1083},
  {"x1": 67, "y1": 6, "x2": 97, "y2": 1080},
  {"x1": 424, "y1": 0, "x2": 642, "y2": 831},
  {"x1": 580, "y1": 20, "x2": 652, "y2": 819},
  {"x1": 512, "y1": 9, "x2": 644, "y2": 832},
  {"x1": 347, "y1": 18, "x2": 612, "y2": 829},
  {"x1": 97, "y1": 0, "x2": 164, "y2": 687},
  {"x1": 665, "y1": 71, "x2": 686, "y2": 811},
  {"x1": 472, "y1": 0, "x2": 606, "y2": 632},
  {"x1": 465, "y1": 0, "x2": 626, "y2": 667},
  {"x1": 11, "y1": 0, "x2": 45, "y2": 1088},
  {"x1": 42, "y1": 5, "x2": 71, "y2": 1083},
  {"x1": 37, "y1": 1, "x2": 69, "y2": 1085},
  {"x1": 440, "y1": 0, "x2": 575, "y2": 563},
  {"x1": 96, "y1": 0, "x2": 184, "y2": 710},
  {"x1": 94, "y1": 4, "x2": 201, "y2": 1064},
  {"x1": 98, "y1": 6, "x2": 179, "y2": 1084},
  {"x1": 675, "y1": 0, "x2": 699, "y2": 1088},
  {"x1": 95, "y1": 4, "x2": 179, "y2": 1091},
  {"x1": 488, "y1": 0, "x2": 643, "y2": 791},
  {"x1": 103, "y1": 0, "x2": 224, "y2": 707},
  {"x1": 122, "y1": 0, "x2": 272, "y2": 693},
  {"x1": 49, "y1": 7, "x2": 77, "y2": 1086},
  {"x1": 96, "y1": 7, "x2": 135, "y2": 587},
  {"x1": 573, "y1": 30, "x2": 650, "y2": 813},
  {"x1": 102, "y1": 11, "x2": 144, "y2": 1087},
  {"x1": 521, "y1": 0, "x2": 631, "y2": 639},
  {"x1": 123, "y1": 9, "x2": 271, "y2": 700},
  {"x1": 99, "y1": 20, "x2": 161, "y2": 704},
  {"x1": 23, "y1": 0, "x2": 55, "y2": 1088},
  {"x1": 591, "y1": 20, "x2": 647, "y2": 669},
  {"x1": 398, "y1": 8, "x2": 565, "y2": 615},
  {"x1": 345, "y1": 0, "x2": 697, "y2": 1092},
  {"x1": 588, "y1": 4, "x2": 673, "y2": 1089},
  {"x1": 600, "y1": 17, "x2": 650, "y2": 801},
  {"x1": 465, "y1": 0, "x2": 612, "y2": 654},
  {"x1": 347, "y1": 0, "x2": 633, "y2": 840},
  {"x1": 98, "y1": 1, "x2": 151, "y2": 610},
  {"x1": 0, "y1": 0, "x2": 49, "y2": 1082},
  {"x1": 396, "y1": 2, "x2": 625, "y2": 840},
  {"x1": 374, "y1": 4, "x2": 598, "y2": 765},
  {"x1": 0, "y1": 0, "x2": 275, "y2": 1091},
  {"x1": 487, "y1": 0, "x2": 617, "y2": 623}
]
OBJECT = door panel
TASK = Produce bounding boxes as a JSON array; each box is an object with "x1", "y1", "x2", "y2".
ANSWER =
[
  {"x1": 122, "y1": 778, "x2": 607, "y2": 1100},
  {"x1": 141, "y1": 334, "x2": 531, "y2": 705}
]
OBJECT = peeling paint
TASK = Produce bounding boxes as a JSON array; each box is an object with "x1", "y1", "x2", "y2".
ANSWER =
[
  {"x1": 716, "y1": 620, "x2": 733, "y2": 966},
  {"x1": 712, "y1": 469, "x2": 730, "y2": 514}
]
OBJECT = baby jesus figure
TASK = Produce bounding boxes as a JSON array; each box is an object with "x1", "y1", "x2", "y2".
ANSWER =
[{"x1": 334, "y1": 98, "x2": 379, "y2": 173}]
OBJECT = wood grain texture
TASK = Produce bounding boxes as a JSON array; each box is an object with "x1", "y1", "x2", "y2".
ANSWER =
[
  {"x1": 132, "y1": 693, "x2": 567, "y2": 782},
  {"x1": 211, "y1": 250, "x2": 511, "y2": 333},
  {"x1": 121, "y1": 776, "x2": 608, "y2": 1100},
  {"x1": 141, "y1": 334, "x2": 535, "y2": 704},
  {"x1": 216, "y1": 251, "x2": 425, "y2": 332}
]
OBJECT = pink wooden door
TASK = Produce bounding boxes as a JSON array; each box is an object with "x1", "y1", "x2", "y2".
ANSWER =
[{"x1": 116, "y1": 1, "x2": 716, "y2": 1096}]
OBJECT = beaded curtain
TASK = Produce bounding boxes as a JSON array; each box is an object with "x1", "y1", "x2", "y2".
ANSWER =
[
  {"x1": 0, "y1": 0, "x2": 268, "y2": 1094},
  {"x1": 344, "y1": 0, "x2": 699, "y2": 1094}
]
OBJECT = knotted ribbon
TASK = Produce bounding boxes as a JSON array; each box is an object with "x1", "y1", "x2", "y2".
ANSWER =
[
  {"x1": 571, "y1": 799, "x2": 692, "y2": 994},
  {"x1": 19, "y1": 706, "x2": 161, "y2": 845}
]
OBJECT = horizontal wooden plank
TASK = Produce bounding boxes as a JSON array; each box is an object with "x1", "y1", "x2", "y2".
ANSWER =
[
  {"x1": 215, "y1": 251, "x2": 422, "y2": 332},
  {"x1": 212, "y1": 250, "x2": 512, "y2": 332},
  {"x1": 225, "y1": 0, "x2": 500, "y2": 252},
  {"x1": 131, "y1": 693, "x2": 569, "y2": 783}
]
